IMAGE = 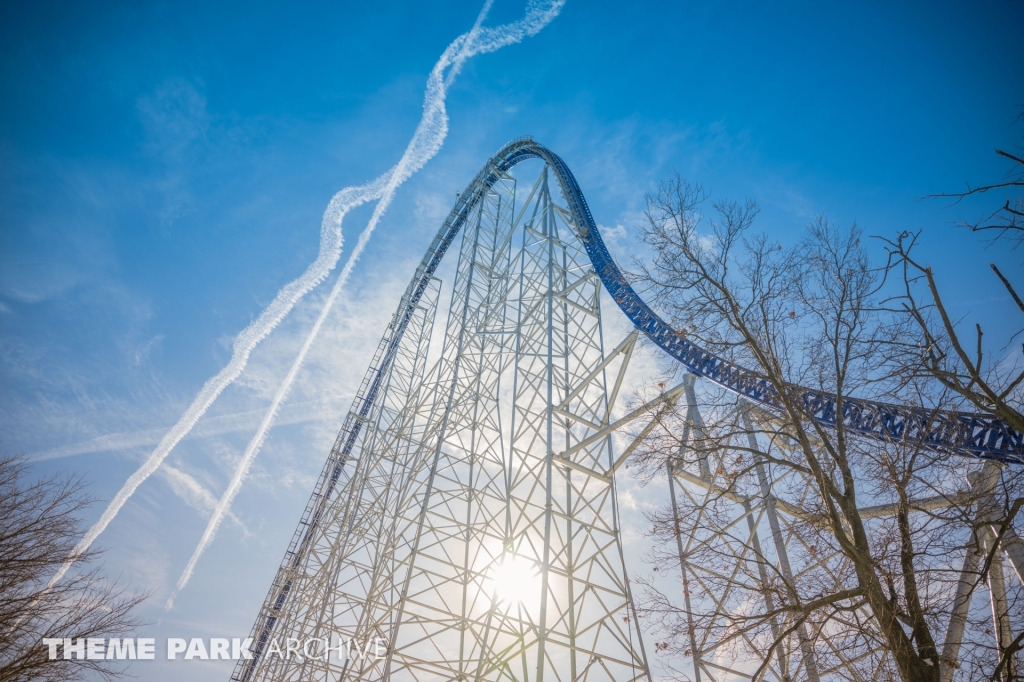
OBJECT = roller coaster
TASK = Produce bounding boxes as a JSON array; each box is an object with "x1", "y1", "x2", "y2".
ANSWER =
[
  {"x1": 346, "y1": 137, "x2": 1020, "y2": 468},
  {"x1": 235, "y1": 139, "x2": 1024, "y2": 682}
]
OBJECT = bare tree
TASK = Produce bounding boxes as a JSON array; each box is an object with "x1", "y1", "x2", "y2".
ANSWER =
[
  {"x1": 883, "y1": 119, "x2": 1024, "y2": 437},
  {"x1": 881, "y1": 229, "x2": 1024, "y2": 438},
  {"x1": 925, "y1": 119, "x2": 1024, "y2": 252},
  {"x1": 0, "y1": 455, "x2": 148, "y2": 682},
  {"x1": 891, "y1": 120, "x2": 1024, "y2": 429},
  {"x1": 626, "y1": 176, "x2": 1024, "y2": 682}
]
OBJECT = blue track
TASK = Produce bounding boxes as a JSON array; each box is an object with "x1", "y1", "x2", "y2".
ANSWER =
[
  {"x1": 500, "y1": 138, "x2": 1021, "y2": 463},
  {"x1": 234, "y1": 137, "x2": 1022, "y2": 681}
]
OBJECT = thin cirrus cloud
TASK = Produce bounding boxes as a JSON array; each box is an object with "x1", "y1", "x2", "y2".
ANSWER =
[
  {"x1": 28, "y1": 398, "x2": 335, "y2": 462},
  {"x1": 166, "y1": 0, "x2": 566, "y2": 607},
  {"x1": 45, "y1": 0, "x2": 564, "y2": 598},
  {"x1": 44, "y1": 174, "x2": 383, "y2": 591},
  {"x1": 159, "y1": 463, "x2": 251, "y2": 537}
]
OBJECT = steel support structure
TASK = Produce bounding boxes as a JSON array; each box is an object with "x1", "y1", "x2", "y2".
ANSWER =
[
  {"x1": 235, "y1": 163, "x2": 649, "y2": 681},
  {"x1": 234, "y1": 139, "x2": 1024, "y2": 682},
  {"x1": 655, "y1": 379, "x2": 1023, "y2": 681}
]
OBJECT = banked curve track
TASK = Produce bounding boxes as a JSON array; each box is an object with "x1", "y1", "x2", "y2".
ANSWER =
[
  {"x1": 234, "y1": 137, "x2": 1023, "y2": 681},
  {"x1": 457, "y1": 137, "x2": 1020, "y2": 463}
]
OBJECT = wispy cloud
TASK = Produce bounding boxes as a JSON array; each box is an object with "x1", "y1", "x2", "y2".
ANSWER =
[
  {"x1": 597, "y1": 222, "x2": 628, "y2": 252},
  {"x1": 136, "y1": 79, "x2": 212, "y2": 231},
  {"x1": 166, "y1": 0, "x2": 567, "y2": 607},
  {"x1": 44, "y1": 173, "x2": 384, "y2": 590},
  {"x1": 159, "y1": 463, "x2": 251, "y2": 537},
  {"x1": 48, "y1": 0, "x2": 565, "y2": 599},
  {"x1": 29, "y1": 398, "x2": 335, "y2": 462}
]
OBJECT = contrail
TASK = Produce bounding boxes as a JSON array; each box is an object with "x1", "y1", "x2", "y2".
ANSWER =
[
  {"x1": 30, "y1": 398, "x2": 335, "y2": 461},
  {"x1": 159, "y1": 464, "x2": 251, "y2": 537},
  {"x1": 43, "y1": 175, "x2": 389, "y2": 591},
  {"x1": 166, "y1": 0, "x2": 565, "y2": 606}
]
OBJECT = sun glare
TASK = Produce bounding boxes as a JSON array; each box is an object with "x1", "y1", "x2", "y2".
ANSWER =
[{"x1": 487, "y1": 554, "x2": 541, "y2": 609}]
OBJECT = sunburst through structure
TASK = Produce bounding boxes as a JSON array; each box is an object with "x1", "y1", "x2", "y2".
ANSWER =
[{"x1": 234, "y1": 139, "x2": 1024, "y2": 682}]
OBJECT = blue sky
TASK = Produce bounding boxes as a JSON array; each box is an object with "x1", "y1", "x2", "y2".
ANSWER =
[{"x1": 2, "y1": 1, "x2": 1022, "y2": 679}]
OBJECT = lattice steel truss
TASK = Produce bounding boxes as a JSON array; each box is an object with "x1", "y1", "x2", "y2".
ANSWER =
[
  {"x1": 235, "y1": 139, "x2": 1024, "y2": 682},
  {"x1": 645, "y1": 378, "x2": 1024, "y2": 682},
  {"x1": 235, "y1": 164, "x2": 650, "y2": 681},
  {"x1": 658, "y1": 382, "x2": 890, "y2": 682}
]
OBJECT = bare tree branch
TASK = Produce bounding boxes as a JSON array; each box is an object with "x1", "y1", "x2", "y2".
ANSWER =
[
  {"x1": 631, "y1": 177, "x2": 1024, "y2": 682},
  {"x1": 0, "y1": 455, "x2": 148, "y2": 682}
]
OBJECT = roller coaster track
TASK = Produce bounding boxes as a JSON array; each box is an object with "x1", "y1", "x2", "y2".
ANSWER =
[
  {"x1": 404, "y1": 137, "x2": 1021, "y2": 463},
  {"x1": 234, "y1": 137, "x2": 1023, "y2": 681}
]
